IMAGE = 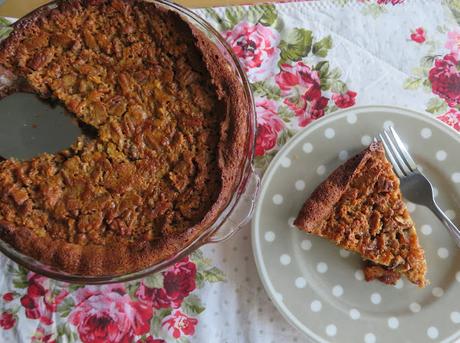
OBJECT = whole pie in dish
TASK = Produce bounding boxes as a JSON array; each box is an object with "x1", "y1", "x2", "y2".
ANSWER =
[
  {"x1": 294, "y1": 142, "x2": 427, "y2": 287},
  {"x1": 0, "y1": 0, "x2": 248, "y2": 275}
]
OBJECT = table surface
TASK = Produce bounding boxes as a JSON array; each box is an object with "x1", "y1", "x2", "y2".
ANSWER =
[
  {"x1": 0, "y1": 0, "x2": 260, "y2": 17},
  {"x1": 0, "y1": 1, "x2": 460, "y2": 343}
]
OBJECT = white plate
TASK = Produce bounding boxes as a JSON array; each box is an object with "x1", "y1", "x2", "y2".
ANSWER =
[{"x1": 252, "y1": 106, "x2": 460, "y2": 343}]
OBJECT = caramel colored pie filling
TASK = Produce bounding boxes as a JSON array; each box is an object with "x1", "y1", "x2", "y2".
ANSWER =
[{"x1": 0, "y1": 0, "x2": 248, "y2": 275}]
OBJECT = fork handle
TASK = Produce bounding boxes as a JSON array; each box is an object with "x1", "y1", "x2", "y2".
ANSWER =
[{"x1": 429, "y1": 201, "x2": 460, "y2": 248}]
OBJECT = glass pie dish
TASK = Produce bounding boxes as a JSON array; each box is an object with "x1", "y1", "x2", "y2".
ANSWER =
[{"x1": 0, "y1": 0, "x2": 258, "y2": 284}]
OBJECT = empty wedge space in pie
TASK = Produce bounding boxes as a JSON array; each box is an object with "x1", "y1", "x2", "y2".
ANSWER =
[{"x1": 294, "y1": 141, "x2": 427, "y2": 287}]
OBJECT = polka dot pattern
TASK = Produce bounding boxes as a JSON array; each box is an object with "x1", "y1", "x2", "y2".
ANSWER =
[
  {"x1": 421, "y1": 224, "x2": 432, "y2": 235},
  {"x1": 451, "y1": 312, "x2": 460, "y2": 324},
  {"x1": 427, "y1": 327, "x2": 439, "y2": 339},
  {"x1": 310, "y1": 300, "x2": 322, "y2": 312},
  {"x1": 410, "y1": 302, "x2": 421, "y2": 313},
  {"x1": 326, "y1": 324, "x2": 337, "y2": 337},
  {"x1": 350, "y1": 308, "x2": 360, "y2": 320},
  {"x1": 388, "y1": 317, "x2": 399, "y2": 329},
  {"x1": 339, "y1": 249, "x2": 350, "y2": 258},
  {"x1": 254, "y1": 107, "x2": 460, "y2": 343},
  {"x1": 295, "y1": 180, "x2": 306, "y2": 191},
  {"x1": 347, "y1": 113, "x2": 357, "y2": 124},
  {"x1": 437, "y1": 247, "x2": 449, "y2": 259},
  {"x1": 316, "y1": 262, "x2": 328, "y2": 273},
  {"x1": 339, "y1": 150, "x2": 349, "y2": 161},
  {"x1": 361, "y1": 135, "x2": 372, "y2": 146},
  {"x1": 264, "y1": 231, "x2": 275, "y2": 242},
  {"x1": 295, "y1": 277, "x2": 306, "y2": 289},
  {"x1": 300, "y1": 239, "x2": 312, "y2": 251},
  {"x1": 302, "y1": 142, "x2": 313, "y2": 153},
  {"x1": 406, "y1": 202, "x2": 416, "y2": 213},
  {"x1": 421, "y1": 128, "x2": 432, "y2": 139},
  {"x1": 281, "y1": 157, "x2": 292, "y2": 168},
  {"x1": 432, "y1": 287, "x2": 444, "y2": 297},
  {"x1": 332, "y1": 285, "x2": 344, "y2": 297},
  {"x1": 316, "y1": 165, "x2": 326, "y2": 175},
  {"x1": 324, "y1": 128, "x2": 335, "y2": 139},
  {"x1": 383, "y1": 120, "x2": 394, "y2": 129},
  {"x1": 436, "y1": 150, "x2": 447, "y2": 161},
  {"x1": 364, "y1": 333, "x2": 376, "y2": 343},
  {"x1": 452, "y1": 172, "x2": 460, "y2": 183},
  {"x1": 371, "y1": 293, "x2": 381, "y2": 304},
  {"x1": 280, "y1": 254, "x2": 291, "y2": 266},
  {"x1": 394, "y1": 279, "x2": 404, "y2": 290},
  {"x1": 272, "y1": 194, "x2": 283, "y2": 205}
]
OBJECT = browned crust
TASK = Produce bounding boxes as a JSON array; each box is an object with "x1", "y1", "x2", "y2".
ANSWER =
[
  {"x1": 293, "y1": 143, "x2": 379, "y2": 231},
  {"x1": 294, "y1": 142, "x2": 427, "y2": 287},
  {"x1": 0, "y1": 0, "x2": 250, "y2": 276}
]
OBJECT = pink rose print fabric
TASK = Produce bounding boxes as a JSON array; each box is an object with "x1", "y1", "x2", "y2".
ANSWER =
[
  {"x1": 20, "y1": 273, "x2": 68, "y2": 325},
  {"x1": 0, "y1": 312, "x2": 15, "y2": 330},
  {"x1": 445, "y1": 31, "x2": 460, "y2": 58},
  {"x1": 162, "y1": 310, "x2": 198, "y2": 339},
  {"x1": 0, "y1": 252, "x2": 221, "y2": 343},
  {"x1": 69, "y1": 284, "x2": 152, "y2": 343},
  {"x1": 255, "y1": 99, "x2": 284, "y2": 156},
  {"x1": 275, "y1": 62, "x2": 329, "y2": 126},
  {"x1": 332, "y1": 91, "x2": 357, "y2": 108},
  {"x1": 224, "y1": 21, "x2": 280, "y2": 82},
  {"x1": 136, "y1": 257, "x2": 197, "y2": 309},
  {"x1": 410, "y1": 27, "x2": 426, "y2": 43},
  {"x1": 405, "y1": 25, "x2": 460, "y2": 132},
  {"x1": 437, "y1": 109, "x2": 460, "y2": 131},
  {"x1": 428, "y1": 53, "x2": 460, "y2": 107}
]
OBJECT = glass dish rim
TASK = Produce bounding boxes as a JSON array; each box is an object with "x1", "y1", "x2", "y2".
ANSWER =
[{"x1": 0, "y1": 0, "x2": 257, "y2": 284}]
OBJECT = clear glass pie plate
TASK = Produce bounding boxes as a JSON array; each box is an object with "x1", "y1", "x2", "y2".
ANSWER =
[{"x1": 0, "y1": 0, "x2": 259, "y2": 284}]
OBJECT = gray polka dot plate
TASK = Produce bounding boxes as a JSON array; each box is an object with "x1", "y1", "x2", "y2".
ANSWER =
[{"x1": 252, "y1": 106, "x2": 460, "y2": 343}]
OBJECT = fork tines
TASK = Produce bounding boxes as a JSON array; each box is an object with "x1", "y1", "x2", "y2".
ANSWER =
[{"x1": 378, "y1": 126, "x2": 419, "y2": 178}]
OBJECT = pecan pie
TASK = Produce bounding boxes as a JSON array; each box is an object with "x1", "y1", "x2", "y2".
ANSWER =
[
  {"x1": 0, "y1": 0, "x2": 248, "y2": 275},
  {"x1": 294, "y1": 142, "x2": 427, "y2": 287}
]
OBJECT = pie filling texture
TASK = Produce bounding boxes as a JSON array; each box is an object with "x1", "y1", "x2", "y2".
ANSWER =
[
  {"x1": 294, "y1": 142, "x2": 427, "y2": 287},
  {"x1": 0, "y1": 0, "x2": 247, "y2": 275}
]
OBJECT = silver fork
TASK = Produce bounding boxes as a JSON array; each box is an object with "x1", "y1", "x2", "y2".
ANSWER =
[{"x1": 378, "y1": 127, "x2": 460, "y2": 248}]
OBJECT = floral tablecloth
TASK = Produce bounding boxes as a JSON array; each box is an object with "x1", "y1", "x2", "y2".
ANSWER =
[{"x1": 1, "y1": 0, "x2": 460, "y2": 342}]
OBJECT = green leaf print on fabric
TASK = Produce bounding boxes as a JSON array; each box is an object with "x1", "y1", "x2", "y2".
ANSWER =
[
  {"x1": 447, "y1": 0, "x2": 460, "y2": 25},
  {"x1": 251, "y1": 81, "x2": 282, "y2": 100},
  {"x1": 426, "y1": 97, "x2": 449, "y2": 114},
  {"x1": 279, "y1": 29, "x2": 313, "y2": 65},
  {"x1": 247, "y1": 4, "x2": 279, "y2": 27},
  {"x1": 144, "y1": 272, "x2": 165, "y2": 289},
  {"x1": 361, "y1": 4, "x2": 387, "y2": 18},
  {"x1": 403, "y1": 77, "x2": 424, "y2": 89},
  {"x1": 201, "y1": 267, "x2": 226, "y2": 283},
  {"x1": 181, "y1": 295, "x2": 205, "y2": 316},
  {"x1": 225, "y1": 7, "x2": 245, "y2": 28},
  {"x1": 0, "y1": 16, "x2": 12, "y2": 40},
  {"x1": 312, "y1": 35, "x2": 333, "y2": 58},
  {"x1": 57, "y1": 297, "x2": 75, "y2": 318}
]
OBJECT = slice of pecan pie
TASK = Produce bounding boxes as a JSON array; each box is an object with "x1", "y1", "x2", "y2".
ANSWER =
[{"x1": 294, "y1": 142, "x2": 427, "y2": 287}]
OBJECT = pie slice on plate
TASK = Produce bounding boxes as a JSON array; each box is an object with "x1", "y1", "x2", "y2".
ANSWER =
[{"x1": 294, "y1": 141, "x2": 427, "y2": 287}]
